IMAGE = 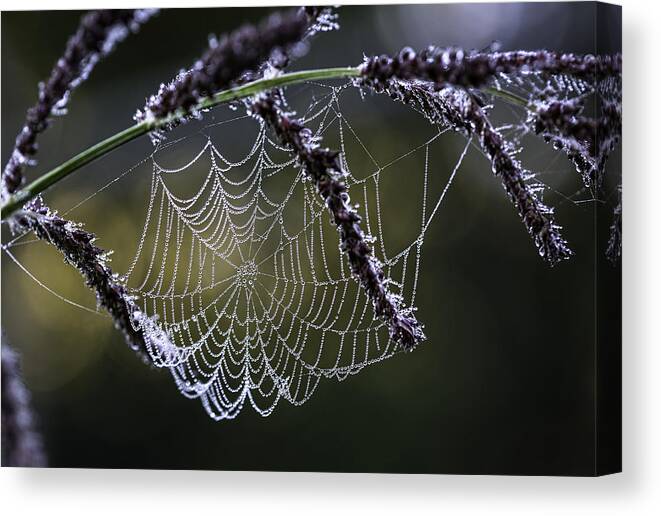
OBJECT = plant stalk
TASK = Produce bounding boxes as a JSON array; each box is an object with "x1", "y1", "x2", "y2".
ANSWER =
[{"x1": 0, "y1": 65, "x2": 526, "y2": 221}]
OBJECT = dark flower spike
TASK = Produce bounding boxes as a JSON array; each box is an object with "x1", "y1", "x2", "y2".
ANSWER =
[
  {"x1": 135, "y1": 7, "x2": 336, "y2": 135},
  {"x1": 363, "y1": 78, "x2": 572, "y2": 265},
  {"x1": 240, "y1": 6, "x2": 338, "y2": 81},
  {"x1": 360, "y1": 46, "x2": 622, "y2": 90},
  {"x1": 1, "y1": 340, "x2": 47, "y2": 467},
  {"x1": 606, "y1": 184, "x2": 622, "y2": 264},
  {"x1": 250, "y1": 92, "x2": 425, "y2": 350},
  {"x1": 529, "y1": 90, "x2": 621, "y2": 188},
  {"x1": 2, "y1": 9, "x2": 158, "y2": 199},
  {"x1": 444, "y1": 89, "x2": 572, "y2": 264},
  {"x1": 360, "y1": 46, "x2": 621, "y2": 190},
  {"x1": 10, "y1": 197, "x2": 153, "y2": 362}
]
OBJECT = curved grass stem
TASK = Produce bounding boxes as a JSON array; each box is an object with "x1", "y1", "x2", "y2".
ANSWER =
[{"x1": 0, "y1": 65, "x2": 526, "y2": 220}]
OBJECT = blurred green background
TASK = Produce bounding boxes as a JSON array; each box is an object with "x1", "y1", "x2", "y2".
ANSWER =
[{"x1": 1, "y1": 3, "x2": 621, "y2": 474}]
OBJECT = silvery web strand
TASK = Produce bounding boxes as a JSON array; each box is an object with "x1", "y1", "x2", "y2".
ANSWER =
[
  {"x1": 2, "y1": 9, "x2": 158, "y2": 200},
  {"x1": 1, "y1": 341, "x2": 47, "y2": 467},
  {"x1": 9, "y1": 197, "x2": 153, "y2": 362},
  {"x1": 250, "y1": 92, "x2": 425, "y2": 350}
]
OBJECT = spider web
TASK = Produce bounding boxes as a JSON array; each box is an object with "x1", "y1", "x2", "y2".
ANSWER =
[
  {"x1": 2, "y1": 80, "x2": 594, "y2": 421},
  {"x1": 120, "y1": 84, "x2": 467, "y2": 419}
]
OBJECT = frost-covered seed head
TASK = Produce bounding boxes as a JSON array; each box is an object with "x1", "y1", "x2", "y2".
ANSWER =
[
  {"x1": 251, "y1": 92, "x2": 425, "y2": 350},
  {"x1": 135, "y1": 7, "x2": 335, "y2": 133},
  {"x1": 2, "y1": 9, "x2": 157, "y2": 199}
]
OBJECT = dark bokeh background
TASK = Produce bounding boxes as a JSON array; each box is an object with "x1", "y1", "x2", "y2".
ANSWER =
[{"x1": 1, "y1": 3, "x2": 621, "y2": 475}]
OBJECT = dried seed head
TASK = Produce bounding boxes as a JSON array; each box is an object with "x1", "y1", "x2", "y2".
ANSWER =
[
  {"x1": 606, "y1": 185, "x2": 622, "y2": 264},
  {"x1": 2, "y1": 9, "x2": 157, "y2": 200},
  {"x1": 251, "y1": 92, "x2": 425, "y2": 350},
  {"x1": 361, "y1": 77, "x2": 572, "y2": 265},
  {"x1": 529, "y1": 90, "x2": 621, "y2": 188},
  {"x1": 1, "y1": 340, "x2": 47, "y2": 467},
  {"x1": 10, "y1": 197, "x2": 153, "y2": 361},
  {"x1": 135, "y1": 7, "x2": 333, "y2": 133},
  {"x1": 360, "y1": 47, "x2": 622, "y2": 91}
]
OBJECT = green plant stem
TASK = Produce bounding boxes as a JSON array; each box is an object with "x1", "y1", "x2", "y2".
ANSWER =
[{"x1": 0, "y1": 65, "x2": 526, "y2": 221}]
